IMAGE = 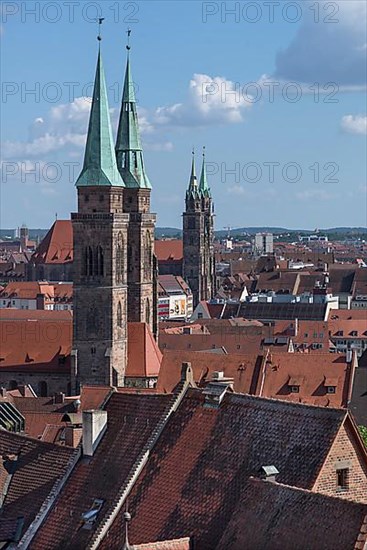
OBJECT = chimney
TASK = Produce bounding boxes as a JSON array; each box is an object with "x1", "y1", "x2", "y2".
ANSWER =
[
  {"x1": 181, "y1": 362, "x2": 195, "y2": 386},
  {"x1": 294, "y1": 317, "x2": 298, "y2": 337},
  {"x1": 259, "y1": 465, "x2": 279, "y2": 482},
  {"x1": 64, "y1": 425, "x2": 82, "y2": 448},
  {"x1": 54, "y1": 392, "x2": 65, "y2": 404},
  {"x1": 36, "y1": 293, "x2": 45, "y2": 310},
  {"x1": 82, "y1": 410, "x2": 108, "y2": 457}
]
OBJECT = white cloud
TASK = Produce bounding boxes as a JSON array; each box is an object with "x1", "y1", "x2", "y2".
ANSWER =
[
  {"x1": 150, "y1": 73, "x2": 252, "y2": 127},
  {"x1": 341, "y1": 115, "x2": 367, "y2": 136},
  {"x1": 274, "y1": 0, "x2": 367, "y2": 86},
  {"x1": 295, "y1": 189, "x2": 336, "y2": 201}
]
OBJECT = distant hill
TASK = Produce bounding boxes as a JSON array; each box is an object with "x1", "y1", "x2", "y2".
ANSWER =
[{"x1": 1, "y1": 226, "x2": 366, "y2": 242}]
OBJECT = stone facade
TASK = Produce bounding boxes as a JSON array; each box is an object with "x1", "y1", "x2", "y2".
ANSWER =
[
  {"x1": 72, "y1": 187, "x2": 129, "y2": 390},
  {"x1": 123, "y1": 189, "x2": 157, "y2": 338},
  {"x1": 183, "y1": 180, "x2": 215, "y2": 308}
]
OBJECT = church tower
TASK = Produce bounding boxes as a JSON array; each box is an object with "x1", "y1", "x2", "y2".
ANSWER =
[
  {"x1": 72, "y1": 44, "x2": 129, "y2": 391},
  {"x1": 115, "y1": 43, "x2": 157, "y2": 338},
  {"x1": 183, "y1": 150, "x2": 215, "y2": 308}
]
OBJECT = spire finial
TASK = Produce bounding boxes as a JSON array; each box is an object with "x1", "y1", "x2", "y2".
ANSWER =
[
  {"x1": 97, "y1": 17, "x2": 104, "y2": 42},
  {"x1": 202, "y1": 145, "x2": 206, "y2": 159},
  {"x1": 126, "y1": 28, "x2": 131, "y2": 50}
]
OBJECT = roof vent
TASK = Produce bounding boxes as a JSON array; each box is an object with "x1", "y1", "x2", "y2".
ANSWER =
[
  {"x1": 260, "y1": 465, "x2": 279, "y2": 482},
  {"x1": 183, "y1": 327, "x2": 192, "y2": 335},
  {"x1": 203, "y1": 383, "x2": 231, "y2": 409},
  {"x1": 82, "y1": 498, "x2": 104, "y2": 529}
]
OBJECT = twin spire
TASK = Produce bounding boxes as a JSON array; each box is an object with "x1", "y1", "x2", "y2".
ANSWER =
[
  {"x1": 76, "y1": 33, "x2": 150, "y2": 189},
  {"x1": 187, "y1": 148, "x2": 211, "y2": 199}
]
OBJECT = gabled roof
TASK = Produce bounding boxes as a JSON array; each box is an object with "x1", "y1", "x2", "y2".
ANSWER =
[
  {"x1": 158, "y1": 350, "x2": 264, "y2": 394},
  {"x1": 99, "y1": 389, "x2": 349, "y2": 549},
  {"x1": 154, "y1": 240, "x2": 183, "y2": 262},
  {"x1": 30, "y1": 220, "x2": 73, "y2": 265},
  {"x1": 0, "y1": 430, "x2": 75, "y2": 538},
  {"x1": 216, "y1": 478, "x2": 367, "y2": 550},
  {"x1": 127, "y1": 323, "x2": 162, "y2": 378},
  {"x1": 258, "y1": 352, "x2": 353, "y2": 408},
  {"x1": 31, "y1": 392, "x2": 173, "y2": 550}
]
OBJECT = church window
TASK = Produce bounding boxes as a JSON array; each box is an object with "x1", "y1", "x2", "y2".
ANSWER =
[
  {"x1": 91, "y1": 347, "x2": 96, "y2": 355},
  {"x1": 99, "y1": 194, "x2": 104, "y2": 202},
  {"x1": 86, "y1": 246, "x2": 93, "y2": 276},
  {"x1": 146, "y1": 299, "x2": 151, "y2": 325},
  {"x1": 84, "y1": 194, "x2": 89, "y2": 202},
  {"x1": 95, "y1": 246, "x2": 104, "y2": 276},
  {"x1": 117, "y1": 301, "x2": 123, "y2": 328}
]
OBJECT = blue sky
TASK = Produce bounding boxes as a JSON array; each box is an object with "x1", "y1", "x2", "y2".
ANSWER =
[{"x1": 1, "y1": 0, "x2": 366, "y2": 230}]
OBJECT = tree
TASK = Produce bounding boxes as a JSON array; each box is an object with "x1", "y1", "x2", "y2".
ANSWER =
[{"x1": 358, "y1": 426, "x2": 367, "y2": 448}]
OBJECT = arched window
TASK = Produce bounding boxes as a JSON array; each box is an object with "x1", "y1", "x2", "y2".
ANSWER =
[
  {"x1": 144, "y1": 233, "x2": 151, "y2": 279},
  {"x1": 116, "y1": 233, "x2": 124, "y2": 283},
  {"x1": 97, "y1": 246, "x2": 104, "y2": 276},
  {"x1": 145, "y1": 298, "x2": 151, "y2": 325},
  {"x1": 117, "y1": 301, "x2": 123, "y2": 328},
  {"x1": 86, "y1": 246, "x2": 93, "y2": 276},
  {"x1": 38, "y1": 381, "x2": 48, "y2": 397}
]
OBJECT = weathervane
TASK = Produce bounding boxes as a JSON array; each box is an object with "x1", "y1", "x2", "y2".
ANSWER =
[
  {"x1": 97, "y1": 17, "x2": 105, "y2": 41},
  {"x1": 126, "y1": 28, "x2": 131, "y2": 50}
]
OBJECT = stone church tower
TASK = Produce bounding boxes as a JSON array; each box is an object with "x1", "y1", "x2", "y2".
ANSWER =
[
  {"x1": 72, "y1": 39, "x2": 157, "y2": 391},
  {"x1": 115, "y1": 48, "x2": 157, "y2": 339},
  {"x1": 183, "y1": 150, "x2": 215, "y2": 308}
]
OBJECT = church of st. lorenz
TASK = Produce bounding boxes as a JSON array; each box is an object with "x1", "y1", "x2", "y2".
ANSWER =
[{"x1": 72, "y1": 36, "x2": 215, "y2": 391}]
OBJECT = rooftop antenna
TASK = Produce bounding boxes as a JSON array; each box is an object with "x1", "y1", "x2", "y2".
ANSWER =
[{"x1": 97, "y1": 17, "x2": 105, "y2": 42}]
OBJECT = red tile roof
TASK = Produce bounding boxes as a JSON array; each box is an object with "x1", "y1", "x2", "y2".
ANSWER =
[
  {"x1": 31, "y1": 392, "x2": 173, "y2": 550},
  {"x1": 31, "y1": 220, "x2": 73, "y2": 265},
  {"x1": 100, "y1": 389, "x2": 351, "y2": 549},
  {"x1": 127, "y1": 323, "x2": 162, "y2": 378},
  {"x1": 258, "y1": 352, "x2": 353, "y2": 408},
  {"x1": 154, "y1": 240, "x2": 183, "y2": 261},
  {"x1": 158, "y1": 350, "x2": 264, "y2": 394},
  {"x1": 216, "y1": 478, "x2": 367, "y2": 550},
  {"x1": 0, "y1": 430, "x2": 75, "y2": 537},
  {"x1": 0, "y1": 313, "x2": 72, "y2": 373}
]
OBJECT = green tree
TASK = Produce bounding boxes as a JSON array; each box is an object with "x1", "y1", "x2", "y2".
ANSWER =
[{"x1": 358, "y1": 426, "x2": 367, "y2": 447}]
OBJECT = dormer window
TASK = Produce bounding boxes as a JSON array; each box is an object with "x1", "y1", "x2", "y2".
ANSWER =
[
  {"x1": 324, "y1": 377, "x2": 338, "y2": 394},
  {"x1": 288, "y1": 376, "x2": 303, "y2": 393}
]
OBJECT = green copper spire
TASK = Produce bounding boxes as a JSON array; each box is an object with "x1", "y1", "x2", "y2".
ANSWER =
[
  {"x1": 186, "y1": 149, "x2": 200, "y2": 199},
  {"x1": 199, "y1": 146, "x2": 211, "y2": 198},
  {"x1": 115, "y1": 43, "x2": 151, "y2": 189},
  {"x1": 76, "y1": 47, "x2": 124, "y2": 188}
]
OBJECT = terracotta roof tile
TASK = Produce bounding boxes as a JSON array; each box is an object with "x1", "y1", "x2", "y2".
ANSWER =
[
  {"x1": 31, "y1": 220, "x2": 73, "y2": 265},
  {"x1": 0, "y1": 430, "x2": 75, "y2": 536},
  {"x1": 216, "y1": 478, "x2": 367, "y2": 550},
  {"x1": 31, "y1": 392, "x2": 173, "y2": 550},
  {"x1": 154, "y1": 240, "x2": 183, "y2": 262},
  {"x1": 127, "y1": 323, "x2": 162, "y2": 378},
  {"x1": 101, "y1": 390, "x2": 347, "y2": 549}
]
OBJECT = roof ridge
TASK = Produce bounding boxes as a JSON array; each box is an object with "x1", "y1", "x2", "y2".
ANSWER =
[
  {"x1": 248, "y1": 476, "x2": 367, "y2": 509},
  {"x1": 89, "y1": 381, "x2": 193, "y2": 549}
]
